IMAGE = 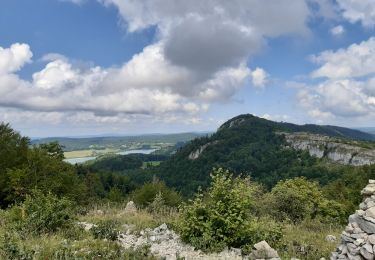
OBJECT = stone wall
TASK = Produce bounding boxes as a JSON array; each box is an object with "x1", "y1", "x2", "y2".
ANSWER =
[{"x1": 331, "y1": 180, "x2": 375, "y2": 259}]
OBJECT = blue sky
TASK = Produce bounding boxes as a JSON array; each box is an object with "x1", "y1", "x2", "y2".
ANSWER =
[{"x1": 1, "y1": 0, "x2": 375, "y2": 137}]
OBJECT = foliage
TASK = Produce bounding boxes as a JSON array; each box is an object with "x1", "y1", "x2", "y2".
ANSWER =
[
  {"x1": 4, "y1": 189, "x2": 74, "y2": 235},
  {"x1": 90, "y1": 219, "x2": 119, "y2": 241},
  {"x1": 131, "y1": 180, "x2": 182, "y2": 207},
  {"x1": 178, "y1": 168, "x2": 282, "y2": 252},
  {"x1": 266, "y1": 177, "x2": 346, "y2": 223}
]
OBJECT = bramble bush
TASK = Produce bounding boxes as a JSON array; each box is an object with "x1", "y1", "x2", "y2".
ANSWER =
[{"x1": 177, "y1": 168, "x2": 282, "y2": 252}]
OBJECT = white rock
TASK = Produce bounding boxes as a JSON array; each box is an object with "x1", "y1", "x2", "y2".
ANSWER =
[{"x1": 326, "y1": 235, "x2": 337, "y2": 242}]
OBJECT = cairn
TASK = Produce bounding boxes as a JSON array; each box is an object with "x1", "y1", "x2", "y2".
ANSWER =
[{"x1": 331, "y1": 180, "x2": 375, "y2": 260}]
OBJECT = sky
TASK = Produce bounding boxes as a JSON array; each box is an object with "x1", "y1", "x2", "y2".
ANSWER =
[{"x1": 1, "y1": 0, "x2": 375, "y2": 137}]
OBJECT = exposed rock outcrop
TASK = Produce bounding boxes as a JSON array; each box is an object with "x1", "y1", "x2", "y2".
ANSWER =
[
  {"x1": 189, "y1": 143, "x2": 211, "y2": 160},
  {"x1": 332, "y1": 180, "x2": 375, "y2": 259},
  {"x1": 282, "y1": 132, "x2": 375, "y2": 166},
  {"x1": 188, "y1": 141, "x2": 218, "y2": 160}
]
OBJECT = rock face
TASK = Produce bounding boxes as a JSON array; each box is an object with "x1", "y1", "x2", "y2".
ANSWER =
[
  {"x1": 188, "y1": 143, "x2": 211, "y2": 160},
  {"x1": 331, "y1": 180, "x2": 375, "y2": 259},
  {"x1": 282, "y1": 132, "x2": 375, "y2": 166}
]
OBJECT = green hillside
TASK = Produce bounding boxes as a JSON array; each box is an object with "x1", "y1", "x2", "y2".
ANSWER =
[{"x1": 153, "y1": 114, "x2": 375, "y2": 195}]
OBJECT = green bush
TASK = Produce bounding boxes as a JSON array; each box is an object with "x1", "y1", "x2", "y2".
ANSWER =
[
  {"x1": 4, "y1": 189, "x2": 74, "y2": 235},
  {"x1": 178, "y1": 168, "x2": 282, "y2": 252},
  {"x1": 90, "y1": 220, "x2": 119, "y2": 241},
  {"x1": 132, "y1": 181, "x2": 182, "y2": 207},
  {"x1": 266, "y1": 177, "x2": 346, "y2": 223}
]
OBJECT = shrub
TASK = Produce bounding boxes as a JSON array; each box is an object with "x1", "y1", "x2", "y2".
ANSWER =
[
  {"x1": 4, "y1": 189, "x2": 74, "y2": 235},
  {"x1": 266, "y1": 177, "x2": 346, "y2": 223},
  {"x1": 132, "y1": 181, "x2": 182, "y2": 207},
  {"x1": 178, "y1": 168, "x2": 282, "y2": 252},
  {"x1": 90, "y1": 219, "x2": 119, "y2": 241}
]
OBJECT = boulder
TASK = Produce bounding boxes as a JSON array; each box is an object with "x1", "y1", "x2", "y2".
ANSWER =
[
  {"x1": 249, "y1": 240, "x2": 280, "y2": 260},
  {"x1": 123, "y1": 201, "x2": 137, "y2": 214}
]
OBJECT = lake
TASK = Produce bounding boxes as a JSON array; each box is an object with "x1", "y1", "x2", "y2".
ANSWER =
[{"x1": 64, "y1": 149, "x2": 157, "y2": 164}]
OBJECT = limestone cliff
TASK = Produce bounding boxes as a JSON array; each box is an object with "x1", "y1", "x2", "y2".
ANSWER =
[{"x1": 281, "y1": 132, "x2": 375, "y2": 166}]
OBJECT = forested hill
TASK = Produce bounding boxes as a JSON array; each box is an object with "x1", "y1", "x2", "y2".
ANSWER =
[
  {"x1": 154, "y1": 114, "x2": 375, "y2": 195},
  {"x1": 219, "y1": 114, "x2": 375, "y2": 141}
]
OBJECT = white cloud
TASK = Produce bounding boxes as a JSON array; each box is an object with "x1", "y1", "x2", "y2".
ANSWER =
[
  {"x1": 330, "y1": 25, "x2": 345, "y2": 36},
  {"x1": 0, "y1": 1, "x2": 330, "y2": 127},
  {"x1": 337, "y1": 0, "x2": 375, "y2": 27},
  {"x1": 251, "y1": 67, "x2": 268, "y2": 88},
  {"x1": 311, "y1": 37, "x2": 375, "y2": 79},
  {"x1": 0, "y1": 43, "x2": 32, "y2": 74}
]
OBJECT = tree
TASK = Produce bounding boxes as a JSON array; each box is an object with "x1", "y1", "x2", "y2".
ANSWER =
[{"x1": 39, "y1": 141, "x2": 65, "y2": 160}]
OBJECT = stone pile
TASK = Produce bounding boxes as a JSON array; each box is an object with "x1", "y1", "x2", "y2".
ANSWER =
[{"x1": 332, "y1": 180, "x2": 375, "y2": 260}]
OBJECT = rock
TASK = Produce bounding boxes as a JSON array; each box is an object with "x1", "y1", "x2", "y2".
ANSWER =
[
  {"x1": 368, "y1": 234, "x2": 375, "y2": 244},
  {"x1": 365, "y1": 207, "x2": 375, "y2": 219},
  {"x1": 249, "y1": 240, "x2": 280, "y2": 259},
  {"x1": 77, "y1": 221, "x2": 97, "y2": 231},
  {"x1": 123, "y1": 201, "x2": 137, "y2": 214},
  {"x1": 326, "y1": 235, "x2": 337, "y2": 242},
  {"x1": 349, "y1": 214, "x2": 375, "y2": 234},
  {"x1": 360, "y1": 246, "x2": 373, "y2": 260}
]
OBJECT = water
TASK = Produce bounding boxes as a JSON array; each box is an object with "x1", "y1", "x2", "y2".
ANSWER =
[{"x1": 64, "y1": 149, "x2": 157, "y2": 164}]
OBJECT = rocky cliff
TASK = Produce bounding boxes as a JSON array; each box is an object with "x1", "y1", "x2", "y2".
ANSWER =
[{"x1": 282, "y1": 132, "x2": 375, "y2": 166}]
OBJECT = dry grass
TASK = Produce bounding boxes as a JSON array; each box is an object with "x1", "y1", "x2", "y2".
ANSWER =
[
  {"x1": 79, "y1": 203, "x2": 179, "y2": 232},
  {"x1": 278, "y1": 219, "x2": 342, "y2": 260}
]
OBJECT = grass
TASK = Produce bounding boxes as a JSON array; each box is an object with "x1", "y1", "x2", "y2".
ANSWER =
[
  {"x1": 278, "y1": 219, "x2": 341, "y2": 260},
  {"x1": 79, "y1": 203, "x2": 178, "y2": 232},
  {"x1": 1, "y1": 202, "x2": 342, "y2": 260}
]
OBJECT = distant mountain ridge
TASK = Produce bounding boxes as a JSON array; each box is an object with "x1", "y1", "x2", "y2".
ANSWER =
[
  {"x1": 153, "y1": 114, "x2": 375, "y2": 195},
  {"x1": 31, "y1": 132, "x2": 208, "y2": 151}
]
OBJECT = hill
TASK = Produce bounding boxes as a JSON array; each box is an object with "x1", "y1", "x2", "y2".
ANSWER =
[
  {"x1": 153, "y1": 114, "x2": 375, "y2": 195},
  {"x1": 31, "y1": 132, "x2": 208, "y2": 152}
]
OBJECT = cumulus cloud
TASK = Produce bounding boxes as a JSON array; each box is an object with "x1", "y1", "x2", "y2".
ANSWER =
[
  {"x1": 337, "y1": 0, "x2": 375, "y2": 27},
  {"x1": 311, "y1": 37, "x2": 375, "y2": 79},
  {"x1": 250, "y1": 68, "x2": 268, "y2": 88},
  {"x1": 330, "y1": 25, "x2": 345, "y2": 36},
  {"x1": 1, "y1": 1, "x2": 328, "y2": 126},
  {"x1": 0, "y1": 43, "x2": 32, "y2": 74},
  {"x1": 299, "y1": 37, "x2": 375, "y2": 121}
]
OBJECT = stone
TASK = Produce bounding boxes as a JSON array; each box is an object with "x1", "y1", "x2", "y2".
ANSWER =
[
  {"x1": 365, "y1": 207, "x2": 375, "y2": 219},
  {"x1": 349, "y1": 214, "x2": 375, "y2": 234},
  {"x1": 326, "y1": 235, "x2": 337, "y2": 242},
  {"x1": 354, "y1": 238, "x2": 364, "y2": 246},
  {"x1": 362, "y1": 243, "x2": 373, "y2": 253},
  {"x1": 250, "y1": 240, "x2": 279, "y2": 259},
  {"x1": 367, "y1": 200, "x2": 375, "y2": 208},
  {"x1": 360, "y1": 246, "x2": 373, "y2": 260},
  {"x1": 345, "y1": 225, "x2": 354, "y2": 234},
  {"x1": 368, "y1": 234, "x2": 375, "y2": 244},
  {"x1": 369, "y1": 180, "x2": 375, "y2": 184},
  {"x1": 124, "y1": 201, "x2": 137, "y2": 214}
]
